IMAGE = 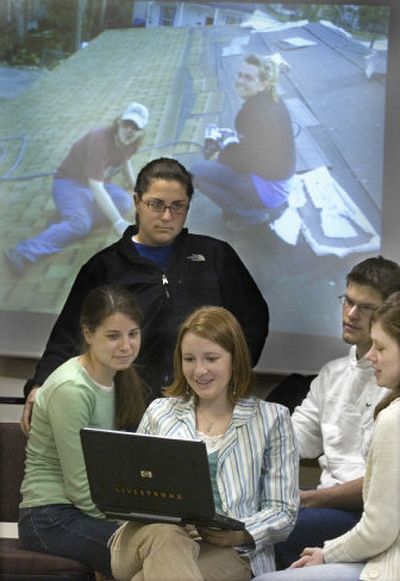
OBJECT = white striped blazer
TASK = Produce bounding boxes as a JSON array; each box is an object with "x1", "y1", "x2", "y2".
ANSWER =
[{"x1": 137, "y1": 396, "x2": 299, "y2": 576}]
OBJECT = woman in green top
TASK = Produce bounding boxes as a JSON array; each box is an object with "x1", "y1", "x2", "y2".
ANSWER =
[{"x1": 18, "y1": 284, "x2": 147, "y2": 578}]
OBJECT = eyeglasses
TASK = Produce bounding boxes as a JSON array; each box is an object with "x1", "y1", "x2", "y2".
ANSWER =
[
  {"x1": 140, "y1": 198, "x2": 189, "y2": 215},
  {"x1": 237, "y1": 71, "x2": 257, "y2": 82},
  {"x1": 338, "y1": 294, "x2": 379, "y2": 316}
]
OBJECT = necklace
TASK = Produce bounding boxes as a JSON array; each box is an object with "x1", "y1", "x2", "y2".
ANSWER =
[{"x1": 196, "y1": 407, "x2": 233, "y2": 436}]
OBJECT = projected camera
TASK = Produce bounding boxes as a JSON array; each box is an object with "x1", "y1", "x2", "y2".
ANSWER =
[{"x1": 203, "y1": 124, "x2": 239, "y2": 159}]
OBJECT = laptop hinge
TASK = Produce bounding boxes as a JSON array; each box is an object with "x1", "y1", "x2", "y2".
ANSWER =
[{"x1": 105, "y1": 511, "x2": 184, "y2": 525}]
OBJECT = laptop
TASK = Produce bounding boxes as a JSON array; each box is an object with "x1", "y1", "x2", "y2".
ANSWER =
[{"x1": 80, "y1": 427, "x2": 244, "y2": 531}]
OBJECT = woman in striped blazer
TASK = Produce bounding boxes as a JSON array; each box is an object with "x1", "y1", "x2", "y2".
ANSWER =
[{"x1": 110, "y1": 305, "x2": 299, "y2": 581}]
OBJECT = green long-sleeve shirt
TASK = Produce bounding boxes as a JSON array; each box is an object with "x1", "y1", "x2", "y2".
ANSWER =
[{"x1": 20, "y1": 357, "x2": 115, "y2": 518}]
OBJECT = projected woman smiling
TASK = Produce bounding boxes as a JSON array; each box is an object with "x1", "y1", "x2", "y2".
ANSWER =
[{"x1": 191, "y1": 53, "x2": 296, "y2": 232}]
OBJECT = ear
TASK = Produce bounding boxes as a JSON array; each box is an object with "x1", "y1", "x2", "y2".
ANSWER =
[
  {"x1": 134, "y1": 194, "x2": 139, "y2": 209},
  {"x1": 81, "y1": 324, "x2": 93, "y2": 346}
]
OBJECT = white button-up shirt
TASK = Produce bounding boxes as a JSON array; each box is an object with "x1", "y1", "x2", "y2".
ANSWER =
[{"x1": 291, "y1": 345, "x2": 389, "y2": 488}]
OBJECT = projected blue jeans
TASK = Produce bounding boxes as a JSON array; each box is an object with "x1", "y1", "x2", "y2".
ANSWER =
[
  {"x1": 16, "y1": 178, "x2": 131, "y2": 263},
  {"x1": 191, "y1": 160, "x2": 290, "y2": 226},
  {"x1": 274, "y1": 506, "x2": 362, "y2": 569},
  {"x1": 19, "y1": 504, "x2": 119, "y2": 576}
]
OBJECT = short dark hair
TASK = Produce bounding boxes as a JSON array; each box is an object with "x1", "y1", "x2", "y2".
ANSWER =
[
  {"x1": 135, "y1": 157, "x2": 194, "y2": 200},
  {"x1": 346, "y1": 256, "x2": 400, "y2": 300}
]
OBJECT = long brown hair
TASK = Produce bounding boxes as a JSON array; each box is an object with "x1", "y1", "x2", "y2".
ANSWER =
[
  {"x1": 371, "y1": 291, "x2": 400, "y2": 418},
  {"x1": 80, "y1": 285, "x2": 148, "y2": 428},
  {"x1": 165, "y1": 306, "x2": 253, "y2": 403}
]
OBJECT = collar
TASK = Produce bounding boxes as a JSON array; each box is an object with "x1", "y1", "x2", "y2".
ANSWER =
[
  {"x1": 172, "y1": 396, "x2": 259, "y2": 463},
  {"x1": 173, "y1": 395, "x2": 258, "y2": 428},
  {"x1": 118, "y1": 226, "x2": 189, "y2": 263},
  {"x1": 348, "y1": 344, "x2": 373, "y2": 370}
]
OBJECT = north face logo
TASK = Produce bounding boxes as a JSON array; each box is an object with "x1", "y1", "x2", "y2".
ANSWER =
[{"x1": 187, "y1": 254, "x2": 206, "y2": 262}]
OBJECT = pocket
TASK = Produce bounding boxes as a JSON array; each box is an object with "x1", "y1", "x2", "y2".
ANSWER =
[
  {"x1": 18, "y1": 507, "x2": 32, "y2": 525},
  {"x1": 18, "y1": 507, "x2": 48, "y2": 552}
]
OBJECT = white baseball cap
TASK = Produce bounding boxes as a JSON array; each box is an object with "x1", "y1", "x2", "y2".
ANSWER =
[{"x1": 121, "y1": 102, "x2": 149, "y2": 129}]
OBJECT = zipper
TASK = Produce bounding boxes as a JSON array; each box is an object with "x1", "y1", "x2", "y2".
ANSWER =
[{"x1": 162, "y1": 274, "x2": 170, "y2": 298}]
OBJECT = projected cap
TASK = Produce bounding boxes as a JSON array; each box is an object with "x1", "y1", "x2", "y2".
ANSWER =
[{"x1": 121, "y1": 102, "x2": 149, "y2": 129}]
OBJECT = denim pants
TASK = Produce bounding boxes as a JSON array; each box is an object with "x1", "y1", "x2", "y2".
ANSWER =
[
  {"x1": 274, "y1": 506, "x2": 362, "y2": 569},
  {"x1": 16, "y1": 178, "x2": 132, "y2": 262},
  {"x1": 18, "y1": 504, "x2": 120, "y2": 576},
  {"x1": 252, "y1": 563, "x2": 365, "y2": 581},
  {"x1": 191, "y1": 160, "x2": 288, "y2": 226}
]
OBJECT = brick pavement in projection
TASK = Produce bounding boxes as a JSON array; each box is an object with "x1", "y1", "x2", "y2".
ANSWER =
[{"x1": 0, "y1": 26, "x2": 212, "y2": 314}]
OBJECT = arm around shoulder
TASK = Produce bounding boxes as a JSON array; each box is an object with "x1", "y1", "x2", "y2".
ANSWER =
[{"x1": 28, "y1": 262, "x2": 101, "y2": 388}]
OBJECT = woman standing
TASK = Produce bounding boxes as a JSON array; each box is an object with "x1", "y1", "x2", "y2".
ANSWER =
[
  {"x1": 253, "y1": 292, "x2": 400, "y2": 581},
  {"x1": 18, "y1": 285, "x2": 148, "y2": 578},
  {"x1": 110, "y1": 306, "x2": 298, "y2": 581}
]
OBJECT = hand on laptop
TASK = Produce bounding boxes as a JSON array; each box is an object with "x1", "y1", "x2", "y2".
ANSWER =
[{"x1": 197, "y1": 526, "x2": 253, "y2": 547}]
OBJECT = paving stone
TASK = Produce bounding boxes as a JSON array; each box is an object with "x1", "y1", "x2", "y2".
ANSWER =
[{"x1": 1, "y1": 26, "x2": 219, "y2": 313}]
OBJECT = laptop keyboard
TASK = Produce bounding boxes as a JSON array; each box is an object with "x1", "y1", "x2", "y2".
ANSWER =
[{"x1": 203, "y1": 513, "x2": 245, "y2": 531}]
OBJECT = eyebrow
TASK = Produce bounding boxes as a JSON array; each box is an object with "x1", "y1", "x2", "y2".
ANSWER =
[
  {"x1": 345, "y1": 294, "x2": 377, "y2": 307},
  {"x1": 145, "y1": 197, "x2": 188, "y2": 203},
  {"x1": 106, "y1": 326, "x2": 140, "y2": 332},
  {"x1": 182, "y1": 351, "x2": 221, "y2": 355}
]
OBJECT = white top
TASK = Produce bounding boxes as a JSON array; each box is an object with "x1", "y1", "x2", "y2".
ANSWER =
[
  {"x1": 197, "y1": 431, "x2": 224, "y2": 454},
  {"x1": 323, "y1": 399, "x2": 400, "y2": 580},
  {"x1": 291, "y1": 345, "x2": 389, "y2": 488}
]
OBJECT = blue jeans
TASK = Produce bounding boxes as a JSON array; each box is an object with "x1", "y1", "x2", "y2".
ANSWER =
[
  {"x1": 192, "y1": 160, "x2": 270, "y2": 226},
  {"x1": 274, "y1": 507, "x2": 362, "y2": 569},
  {"x1": 16, "y1": 178, "x2": 131, "y2": 262},
  {"x1": 18, "y1": 504, "x2": 120, "y2": 576},
  {"x1": 252, "y1": 563, "x2": 365, "y2": 581}
]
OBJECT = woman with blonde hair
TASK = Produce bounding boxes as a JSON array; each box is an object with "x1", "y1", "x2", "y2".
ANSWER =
[
  {"x1": 192, "y1": 53, "x2": 296, "y2": 231},
  {"x1": 253, "y1": 292, "x2": 400, "y2": 581},
  {"x1": 110, "y1": 305, "x2": 298, "y2": 581}
]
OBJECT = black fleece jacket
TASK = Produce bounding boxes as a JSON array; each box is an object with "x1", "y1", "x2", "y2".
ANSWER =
[{"x1": 24, "y1": 226, "x2": 269, "y2": 399}]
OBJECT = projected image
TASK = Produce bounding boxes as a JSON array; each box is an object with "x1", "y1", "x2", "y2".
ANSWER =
[{"x1": 0, "y1": 1, "x2": 390, "y2": 356}]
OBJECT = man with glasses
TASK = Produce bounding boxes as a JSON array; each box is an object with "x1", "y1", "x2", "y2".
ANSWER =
[
  {"x1": 21, "y1": 157, "x2": 269, "y2": 433},
  {"x1": 274, "y1": 256, "x2": 400, "y2": 569},
  {"x1": 4, "y1": 102, "x2": 148, "y2": 277}
]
